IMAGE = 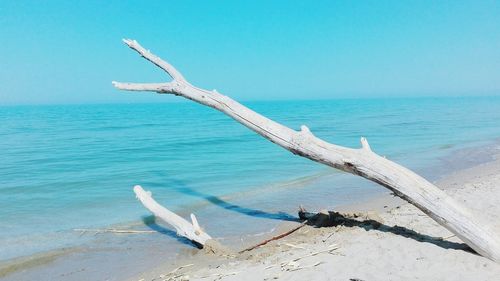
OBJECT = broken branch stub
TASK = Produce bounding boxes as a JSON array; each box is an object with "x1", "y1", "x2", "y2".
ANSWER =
[{"x1": 115, "y1": 39, "x2": 500, "y2": 263}]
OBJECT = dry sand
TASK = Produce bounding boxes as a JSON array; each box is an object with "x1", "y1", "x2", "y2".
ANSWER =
[{"x1": 132, "y1": 153, "x2": 500, "y2": 281}]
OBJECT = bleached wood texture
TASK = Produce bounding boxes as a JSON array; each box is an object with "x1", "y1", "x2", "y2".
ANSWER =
[
  {"x1": 114, "y1": 39, "x2": 500, "y2": 262},
  {"x1": 133, "y1": 185, "x2": 211, "y2": 246}
]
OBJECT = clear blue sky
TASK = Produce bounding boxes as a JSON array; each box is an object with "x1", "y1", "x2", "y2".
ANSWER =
[{"x1": 0, "y1": 1, "x2": 499, "y2": 105}]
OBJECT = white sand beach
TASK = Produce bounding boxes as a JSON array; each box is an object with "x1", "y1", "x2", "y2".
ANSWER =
[{"x1": 132, "y1": 151, "x2": 500, "y2": 281}]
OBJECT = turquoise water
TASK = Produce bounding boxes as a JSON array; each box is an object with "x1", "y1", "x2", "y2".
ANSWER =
[{"x1": 1, "y1": 97, "x2": 500, "y2": 277}]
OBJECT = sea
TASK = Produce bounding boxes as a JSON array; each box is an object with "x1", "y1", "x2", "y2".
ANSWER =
[{"x1": 1, "y1": 96, "x2": 500, "y2": 280}]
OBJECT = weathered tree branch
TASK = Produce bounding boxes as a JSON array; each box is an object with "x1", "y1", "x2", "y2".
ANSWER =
[
  {"x1": 134, "y1": 185, "x2": 211, "y2": 246},
  {"x1": 121, "y1": 39, "x2": 187, "y2": 83},
  {"x1": 111, "y1": 82, "x2": 176, "y2": 93},
  {"x1": 114, "y1": 39, "x2": 500, "y2": 262}
]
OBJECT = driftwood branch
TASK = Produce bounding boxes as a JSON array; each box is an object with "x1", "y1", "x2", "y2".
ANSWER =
[
  {"x1": 114, "y1": 39, "x2": 500, "y2": 262},
  {"x1": 121, "y1": 39, "x2": 187, "y2": 83},
  {"x1": 110, "y1": 82, "x2": 176, "y2": 93},
  {"x1": 133, "y1": 185, "x2": 212, "y2": 246}
]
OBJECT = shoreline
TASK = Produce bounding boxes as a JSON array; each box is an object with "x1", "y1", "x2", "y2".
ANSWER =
[
  {"x1": 130, "y1": 144, "x2": 500, "y2": 281},
  {"x1": 2, "y1": 140, "x2": 500, "y2": 280}
]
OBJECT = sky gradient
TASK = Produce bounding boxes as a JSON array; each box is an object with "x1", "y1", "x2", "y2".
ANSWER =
[{"x1": 0, "y1": 1, "x2": 499, "y2": 105}]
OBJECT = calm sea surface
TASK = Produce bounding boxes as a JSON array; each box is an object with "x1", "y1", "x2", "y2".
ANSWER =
[{"x1": 1, "y1": 97, "x2": 500, "y2": 279}]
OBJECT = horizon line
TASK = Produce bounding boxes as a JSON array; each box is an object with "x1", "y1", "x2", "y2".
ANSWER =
[{"x1": 1, "y1": 93, "x2": 500, "y2": 107}]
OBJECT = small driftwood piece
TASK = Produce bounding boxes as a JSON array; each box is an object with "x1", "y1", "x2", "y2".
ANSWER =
[
  {"x1": 133, "y1": 185, "x2": 212, "y2": 246},
  {"x1": 114, "y1": 39, "x2": 500, "y2": 262}
]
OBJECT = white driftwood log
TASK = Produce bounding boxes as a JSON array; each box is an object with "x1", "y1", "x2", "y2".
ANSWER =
[
  {"x1": 134, "y1": 185, "x2": 211, "y2": 246},
  {"x1": 114, "y1": 39, "x2": 500, "y2": 262}
]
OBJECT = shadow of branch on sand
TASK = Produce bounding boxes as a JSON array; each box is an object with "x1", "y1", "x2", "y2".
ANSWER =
[{"x1": 301, "y1": 210, "x2": 474, "y2": 253}]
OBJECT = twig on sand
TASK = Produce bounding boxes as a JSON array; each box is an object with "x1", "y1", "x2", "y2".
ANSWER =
[
  {"x1": 287, "y1": 261, "x2": 324, "y2": 272},
  {"x1": 73, "y1": 228, "x2": 156, "y2": 234},
  {"x1": 283, "y1": 243, "x2": 306, "y2": 249},
  {"x1": 322, "y1": 230, "x2": 337, "y2": 242},
  {"x1": 164, "y1": 264, "x2": 194, "y2": 276},
  {"x1": 239, "y1": 221, "x2": 308, "y2": 253},
  {"x1": 197, "y1": 271, "x2": 239, "y2": 280},
  {"x1": 281, "y1": 244, "x2": 339, "y2": 265},
  {"x1": 263, "y1": 244, "x2": 340, "y2": 271},
  {"x1": 155, "y1": 264, "x2": 194, "y2": 281}
]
